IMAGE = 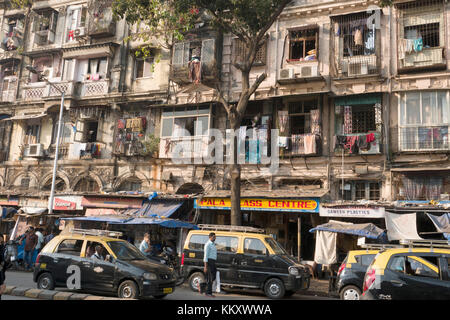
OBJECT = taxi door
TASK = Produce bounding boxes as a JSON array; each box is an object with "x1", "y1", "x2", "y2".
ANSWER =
[
  {"x1": 213, "y1": 235, "x2": 240, "y2": 283},
  {"x1": 235, "y1": 237, "x2": 273, "y2": 286}
]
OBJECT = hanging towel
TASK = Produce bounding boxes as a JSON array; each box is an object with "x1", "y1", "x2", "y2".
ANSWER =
[
  {"x1": 117, "y1": 119, "x2": 125, "y2": 129},
  {"x1": 366, "y1": 133, "x2": 375, "y2": 144},
  {"x1": 353, "y1": 28, "x2": 363, "y2": 46},
  {"x1": 413, "y1": 38, "x2": 423, "y2": 52},
  {"x1": 304, "y1": 134, "x2": 316, "y2": 155},
  {"x1": 345, "y1": 136, "x2": 359, "y2": 154}
]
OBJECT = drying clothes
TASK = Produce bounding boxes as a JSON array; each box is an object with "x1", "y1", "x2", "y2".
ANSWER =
[
  {"x1": 357, "y1": 136, "x2": 369, "y2": 151},
  {"x1": 353, "y1": 28, "x2": 363, "y2": 46},
  {"x1": 334, "y1": 135, "x2": 347, "y2": 149},
  {"x1": 343, "y1": 106, "x2": 352, "y2": 134},
  {"x1": 189, "y1": 60, "x2": 202, "y2": 84},
  {"x1": 117, "y1": 119, "x2": 125, "y2": 129},
  {"x1": 413, "y1": 38, "x2": 423, "y2": 52},
  {"x1": 310, "y1": 109, "x2": 321, "y2": 135},
  {"x1": 304, "y1": 134, "x2": 316, "y2": 155},
  {"x1": 404, "y1": 39, "x2": 414, "y2": 54},
  {"x1": 291, "y1": 134, "x2": 305, "y2": 155},
  {"x1": 344, "y1": 135, "x2": 359, "y2": 154},
  {"x1": 334, "y1": 22, "x2": 340, "y2": 36},
  {"x1": 366, "y1": 133, "x2": 375, "y2": 144}
]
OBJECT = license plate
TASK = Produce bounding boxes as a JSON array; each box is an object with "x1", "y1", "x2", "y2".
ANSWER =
[{"x1": 163, "y1": 288, "x2": 173, "y2": 294}]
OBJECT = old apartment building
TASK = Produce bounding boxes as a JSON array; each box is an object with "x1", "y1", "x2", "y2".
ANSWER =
[{"x1": 0, "y1": 0, "x2": 449, "y2": 259}]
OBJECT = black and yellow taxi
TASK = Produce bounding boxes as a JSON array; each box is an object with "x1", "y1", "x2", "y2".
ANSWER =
[
  {"x1": 362, "y1": 241, "x2": 450, "y2": 300},
  {"x1": 181, "y1": 224, "x2": 311, "y2": 299},
  {"x1": 33, "y1": 229, "x2": 176, "y2": 299},
  {"x1": 331, "y1": 249, "x2": 379, "y2": 300}
]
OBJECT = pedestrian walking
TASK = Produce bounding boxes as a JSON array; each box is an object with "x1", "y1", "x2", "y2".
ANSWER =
[
  {"x1": 0, "y1": 233, "x2": 10, "y2": 300},
  {"x1": 19, "y1": 227, "x2": 38, "y2": 271},
  {"x1": 35, "y1": 228, "x2": 45, "y2": 254},
  {"x1": 203, "y1": 232, "x2": 217, "y2": 297}
]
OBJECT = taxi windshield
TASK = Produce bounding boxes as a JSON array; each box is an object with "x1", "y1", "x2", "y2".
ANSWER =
[
  {"x1": 265, "y1": 237, "x2": 289, "y2": 255},
  {"x1": 108, "y1": 241, "x2": 146, "y2": 261}
]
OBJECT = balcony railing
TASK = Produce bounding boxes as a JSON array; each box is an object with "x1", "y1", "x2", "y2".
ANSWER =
[
  {"x1": 81, "y1": 79, "x2": 109, "y2": 97},
  {"x1": 159, "y1": 136, "x2": 209, "y2": 159},
  {"x1": 31, "y1": 29, "x2": 57, "y2": 49},
  {"x1": 399, "y1": 47, "x2": 446, "y2": 71},
  {"x1": 399, "y1": 126, "x2": 449, "y2": 151},
  {"x1": 23, "y1": 81, "x2": 76, "y2": 101},
  {"x1": 281, "y1": 134, "x2": 320, "y2": 156}
]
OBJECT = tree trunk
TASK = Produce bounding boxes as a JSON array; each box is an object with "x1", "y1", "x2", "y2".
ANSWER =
[{"x1": 229, "y1": 116, "x2": 241, "y2": 226}]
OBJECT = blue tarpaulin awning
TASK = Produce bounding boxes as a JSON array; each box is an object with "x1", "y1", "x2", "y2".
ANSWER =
[
  {"x1": 123, "y1": 199, "x2": 184, "y2": 218},
  {"x1": 61, "y1": 215, "x2": 197, "y2": 229},
  {"x1": 309, "y1": 221, "x2": 386, "y2": 240}
]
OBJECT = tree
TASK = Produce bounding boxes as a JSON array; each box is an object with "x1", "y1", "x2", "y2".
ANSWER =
[{"x1": 113, "y1": 0, "x2": 292, "y2": 226}]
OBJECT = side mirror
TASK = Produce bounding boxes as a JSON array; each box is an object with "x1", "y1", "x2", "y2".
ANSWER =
[{"x1": 106, "y1": 254, "x2": 113, "y2": 263}]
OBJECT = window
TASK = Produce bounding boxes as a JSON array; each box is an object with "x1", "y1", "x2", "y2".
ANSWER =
[
  {"x1": 388, "y1": 255, "x2": 439, "y2": 279},
  {"x1": 288, "y1": 28, "x2": 318, "y2": 61},
  {"x1": 51, "y1": 116, "x2": 73, "y2": 145},
  {"x1": 24, "y1": 124, "x2": 41, "y2": 144},
  {"x1": 135, "y1": 57, "x2": 154, "y2": 79},
  {"x1": 399, "y1": 91, "x2": 449, "y2": 151},
  {"x1": 87, "y1": 58, "x2": 107, "y2": 80},
  {"x1": 188, "y1": 234, "x2": 209, "y2": 250},
  {"x1": 355, "y1": 254, "x2": 376, "y2": 266},
  {"x1": 398, "y1": 174, "x2": 445, "y2": 200},
  {"x1": 118, "y1": 179, "x2": 142, "y2": 192},
  {"x1": 66, "y1": 6, "x2": 87, "y2": 42},
  {"x1": 339, "y1": 181, "x2": 381, "y2": 201},
  {"x1": 288, "y1": 100, "x2": 317, "y2": 135},
  {"x1": 33, "y1": 10, "x2": 58, "y2": 32},
  {"x1": 2, "y1": 17, "x2": 24, "y2": 51},
  {"x1": 74, "y1": 120, "x2": 99, "y2": 143},
  {"x1": 160, "y1": 106, "x2": 210, "y2": 138},
  {"x1": 214, "y1": 236, "x2": 238, "y2": 253},
  {"x1": 234, "y1": 38, "x2": 267, "y2": 65},
  {"x1": 73, "y1": 177, "x2": 99, "y2": 192},
  {"x1": 57, "y1": 239, "x2": 83, "y2": 256},
  {"x1": 86, "y1": 241, "x2": 108, "y2": 260},
  {"x1": 244, "y1": 238, "x2": 268, "y2": 255}
]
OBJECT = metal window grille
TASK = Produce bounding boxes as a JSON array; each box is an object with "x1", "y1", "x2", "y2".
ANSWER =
[
  {"x1": 234, "y1": 39, "x2": 267, "y2": 65},
  {"x1": 351, "y1": 105, "x2": 376, "y2": 133}
]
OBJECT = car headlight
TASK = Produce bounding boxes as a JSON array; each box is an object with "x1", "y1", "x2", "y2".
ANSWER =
[
  {"x1": 289, "y1": 267, "x2": 299, "y2": 276},
  {"x1": 143, "y1": 272, "x2": 157, "y2": 280}
]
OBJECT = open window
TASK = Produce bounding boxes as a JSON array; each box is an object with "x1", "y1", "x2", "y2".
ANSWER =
[
  {"x1": 65, "y1": 5, "x2": 87, "y2": 43},
  {"x1": 135, "y1": 56, "x2": 154, "y2": 79},
  {"x1": 1, "y1": 16, "x2": 24, "y2": 51},
  {"x1": 24, "y1": 123, "x2": 41, "y2": 145},
  {"x1": 287, "y1": 27, "x2": 318, "y2": 62},
  {"x1": 32, "y1": 10, "x2": 58, "y2": 46}
]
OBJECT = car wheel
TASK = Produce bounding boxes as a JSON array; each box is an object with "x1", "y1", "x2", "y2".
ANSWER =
[
  {"x1": 340, "y1": 285, "x2": 361, "y2": 300},
  {"x1": 118, "y1": 280, "x2": 139, "y2": 299},
  {"x1": 188, "y1": 272, "x2": 205, "y2": 293},
  {"x1": 37, "y1": 272, "x2": 55, "y2": 290},
  {"x1": 153, "y1": 294, "x2": 167, "y2": 299},
  {"x1": 264, "y1": 278, "x2": 285, "y2": 299}
]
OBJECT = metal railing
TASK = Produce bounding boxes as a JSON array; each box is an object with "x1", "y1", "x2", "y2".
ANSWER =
[{"x1": 198, "y1": 224, "x2": 265, "y2": 234}]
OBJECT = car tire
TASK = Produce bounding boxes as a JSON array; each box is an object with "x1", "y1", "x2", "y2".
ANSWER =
[
  {"x1": 153, "y1": 294, "x2": 167, "y2": 299},
  {"x1": 264, "y1": 278, "x2": 285, "y2": 299},
  {"x1": 37, "y1": 272, "x2": 55, "y2": 290},
  {"x1": 188, "y1": 272, "x2": 205, "y2": 293},
  {"x1": 340, "y1": 285, "x2": 361, "y2": 300},
  {"x1": 118, "y1": 280, "x2": 139, "y2": 299}
]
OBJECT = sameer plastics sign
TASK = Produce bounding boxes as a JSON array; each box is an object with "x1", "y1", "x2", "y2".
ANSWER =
[{"x1": 195, "y1": 197, "x2": 319, "y2": 213}]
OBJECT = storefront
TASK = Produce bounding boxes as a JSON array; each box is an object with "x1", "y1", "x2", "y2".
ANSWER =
[{"x1": 195, "y1": 195, "x2": 321, "y2": 260}]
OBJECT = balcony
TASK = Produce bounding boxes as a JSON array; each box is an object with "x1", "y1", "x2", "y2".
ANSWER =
[
  {"x1": 88, "y1": 11, "x2": 116, "y2": 37},
  {"x1": 159, "y1": 136, "x2": 209, "y2": 159},
  {"x1": 31, "y1": 29, "x2": 57, "y2": 50},
  {"x1": 280, "y1": 134, "x2": 320, "y2": 156},
  {"x1": 334, "y1": 132, "x2": 381, "y2": 155},
  {"x1": 80, "y1": 79, "x2": 109, "y2": 97},
  {"x1": 398, "y1": 126, "x2": 449, "y2": 152},
  {"x1": 22, "y1": 81, "x2": 77, "y2": 101},
  {"x1": 398, "y1": 47, "x2": 446, "y2": 72}
]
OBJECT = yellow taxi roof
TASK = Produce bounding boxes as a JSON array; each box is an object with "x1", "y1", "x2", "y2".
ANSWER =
[{"x1": 61, "y1": 233, "x2": 124, "y2": 243}]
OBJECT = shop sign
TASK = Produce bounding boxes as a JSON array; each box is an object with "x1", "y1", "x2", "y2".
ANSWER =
[
  {"x1": 53, "y1": 196, "x2": 83, "y2": 211},
  {"x1": 195, "y1": 197, "x2": 319, "y2": 213},
  {"x1": 0, "y1": 196, "x2": 19, "y2": 206},
  {"x1": 81, "y1": 197, "x2": 143, "y2": 209},
  {"x1": 19, "y1": 197, "x2": 48, "y2": 208},
  {"x1": 319, "y1": 205, "x2": 385, "y2": 218}
]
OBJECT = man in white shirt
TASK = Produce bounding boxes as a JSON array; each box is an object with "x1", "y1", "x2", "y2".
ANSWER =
[{"x1": 35, "y1": 228, "x2": 45, "y2": 253}]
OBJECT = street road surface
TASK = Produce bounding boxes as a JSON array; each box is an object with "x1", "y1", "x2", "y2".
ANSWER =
[{"x1": 4, "y1": 270, "x2": 335, "y2": 300}]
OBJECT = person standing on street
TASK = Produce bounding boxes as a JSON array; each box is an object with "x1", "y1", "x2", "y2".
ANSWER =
[
  {"x1": 19, "y1": 227, "x2": 38, "y2": 271},
  {"x1": 0, "y1": 233, "x2": 10, "y2": 300},
  {"x1": 203, "y1": 232, "x2": 217, "y2": 297},
  {"x1": 35, "y1": 228, "x2": 44, "y2": 254}
]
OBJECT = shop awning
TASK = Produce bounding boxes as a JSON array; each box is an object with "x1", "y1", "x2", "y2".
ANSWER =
[
  {"x1": 334, "y1": 93, "x2": 381, "y2": 106},
  {"x1": 85, "y1": 208, "x2": 121, "y2": 216},
  {"x1": 21, "y1": 207, "x2": 47, "y2": 215},
  {"x1": 309, "y1": 220, "x2": 386, "y2": 240},
  {"x1": 60, "y1": 215, "x2": 197, "y2": 229},
  {"x1": 123, "y1": 217, "x2": 198, "y2": 229},
  {"x1": 4, "y1": 113, "x2": 47, "y2": 121},
  {"x1": 385, "y1": 212, "x2": 423, "y2": 241},
  {"x1": 131, "y1": 199, "x2": 185, "y2": 218}
]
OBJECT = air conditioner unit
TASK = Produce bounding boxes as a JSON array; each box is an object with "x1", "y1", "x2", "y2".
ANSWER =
[
  {"x1": 279, "y1": 68, "x2": 295, "y2": 80},
  {"x1": 25, "y1": 144, "x2": 44, "y2": 157},
  {"x1": 348, "y1": 62, "x2": 369, "y2": 76},
  {"x1": 300, "y1": 65, "x2": 319, "y2": 78},
  {"x1": 74, "y1": 27, "x2": 86, "y2": 37}
]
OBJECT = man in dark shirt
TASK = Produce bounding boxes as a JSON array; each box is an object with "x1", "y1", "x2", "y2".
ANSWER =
[{"x1": 20, "y1": 227, "x2": 38, "y2": 271}]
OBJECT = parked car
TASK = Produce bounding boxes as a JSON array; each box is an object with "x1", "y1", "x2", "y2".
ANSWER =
[
  {"x1": 331, "y1": 249, "x2": 379, "y2": 300},
  {"x1": 362, "y1": 245, "x2": 450, "y2": 300},
  {"x1": 33, "y1": 229, "x2": 177, "y2": 299},
  {"x1": 181, "y1": 225, "x2": 311, "y2": 299}
]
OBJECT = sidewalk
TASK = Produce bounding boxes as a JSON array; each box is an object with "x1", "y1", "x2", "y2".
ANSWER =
[{"x1": 305, "y1": 279, "x2": 331, "y2": 298}]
